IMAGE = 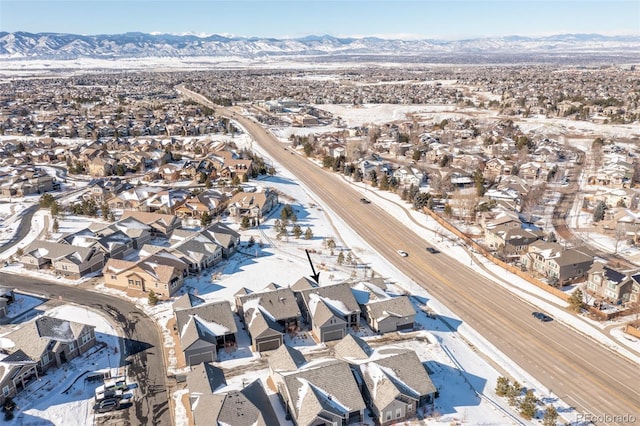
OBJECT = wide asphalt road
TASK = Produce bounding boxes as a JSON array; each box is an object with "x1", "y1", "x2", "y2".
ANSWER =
[
  {"x1": 186, "y1": 101, "x2": 640, "y2": 424},
  {"x1": 0, "y1": 272, "x2": 171, "y2": 426}
]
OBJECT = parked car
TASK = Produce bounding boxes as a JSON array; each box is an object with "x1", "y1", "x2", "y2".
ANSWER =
[
  {"x1": 397, "y1": 250, "x2": 408, "y2": 257},
  {"x1": 94, "y1": 398, "x2": 120, "y2": 413},
  {"x1": 95, "y1": 389, "x2": 123, "y2": 402},
  {"x1": 532, "y1": 311, "x2": 553, "y2": 322}
]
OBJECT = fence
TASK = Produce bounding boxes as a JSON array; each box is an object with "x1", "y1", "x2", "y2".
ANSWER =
[{"x1": 422, "y1": 207, "x2": 570, "y2": 302}]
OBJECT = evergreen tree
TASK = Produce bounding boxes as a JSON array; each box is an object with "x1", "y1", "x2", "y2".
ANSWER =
[
  {"x1": 304, "y1": 227, "x2": 313, "y2": 240},
  {"x1": 148, "y1": 290, "x2": 159, "y2": 306},
  {"x1": 241, "y1": 216, "x2": 251, "y2": 229},
  {"x1": 568, "y1": 288, "x2": 584, "y2": 312},
  {"x1": 293, "y1": 224, "x2": 302, "y2": 238},
  {"x1": 542, "y1": 405, "x2": 558, "y2": 426},
  {"x1": 518, "y1": 389, "x2": 538, "y2": 420},
  {"x1": 506, "y1": 381, "x2": 522, "y2": 406},
  {"x1": 593, "y1": 201, "x2": 606, "y2": 222},
  {"x1": 52, "y1": 218, "x2": 59, "y2": 233},
  {"x1": 200, "y1": 211, "x2": 212, "y2": 227},
  {"x1": 337, "y1": 251, "x2": 345, "y2": 265},
  {"x1": 495, "y1": 376, "x2": 510, "y2": 397}
]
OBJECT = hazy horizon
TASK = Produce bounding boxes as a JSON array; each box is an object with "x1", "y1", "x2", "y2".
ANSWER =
[{"x1": 1, "y1": 1, "x2": 638, "y2": 40}]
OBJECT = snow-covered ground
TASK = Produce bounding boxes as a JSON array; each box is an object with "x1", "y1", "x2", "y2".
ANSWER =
[{"x1": 0, "y1": 111, "x2": 637, "y2": 425}]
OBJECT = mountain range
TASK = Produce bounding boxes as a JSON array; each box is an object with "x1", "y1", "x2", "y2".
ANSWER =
[{"x1": 0, "y1": 32, "x2": 638, "y2": 63}]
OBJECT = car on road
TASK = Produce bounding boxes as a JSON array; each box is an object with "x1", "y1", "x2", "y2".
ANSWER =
[
  {"x1": 94, "y1": 398, "x2": 120, "y2": 413},
  {"x1": 359, "y1": 198, "x2": 371, "y2": 204},
  {"x1": 426, "y1": 247, "x2": 439, "y2": 254},
  {"x1": 532, "y1": 311, "x2": 553, "y2": 322},
  {"x1": 397, "y1": 250, "x2": 408, "y2": 257}
]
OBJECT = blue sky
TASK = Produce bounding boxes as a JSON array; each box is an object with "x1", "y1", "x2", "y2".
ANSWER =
[{"x1": 1, "y1": 1, "x2": 638, "y2": 39}]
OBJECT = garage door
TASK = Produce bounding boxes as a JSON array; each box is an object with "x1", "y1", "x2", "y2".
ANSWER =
[
  {"x1": 187, "y1": 351, "x2": 215, "y2": 366},
  {"x1": 256, "y1": 337, "x2": 281, "y2": 352},
  {"x1": 323, "y1": 329, "x2": 344, "y2": 342}
]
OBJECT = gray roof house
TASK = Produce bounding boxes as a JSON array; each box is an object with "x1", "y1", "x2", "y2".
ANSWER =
[
  {"x1": 174, "y1": 300, "x2": 238, "y2": 366},
  {"x1": 351, "y1": 282, "x2": 416, "y2": 333},
  {"x1": 188, "y1": 375, "x2": 278, "y2": 426},
  {"x1": 268, "y1": 345, "x2": 366, "y2": 426},
  {"x1": 20, "y1": 240, "x2": 105, "y2": 279},
  {"x1": 201, "y1": 222, "x2": 241, "y2": 259},
  {"x1": 522, "y1": 242, "x2": 594, "y2": 285},
  {"x1": 334, "y1": 336, "x2": 437, "y2": 425},
  {"x1": 237, "y1": 286, "x2": 301, "y2": 352},
  {"x1": 296, "y1": 282, "x2": 361, "y2": 342},
  {"x1": 2, "y1": 315, "x2": 96, "y2": 376},
  {"x1": 170, "y1": 229, "x2": 224, "y2": 274},
  {"x1": 586, "y1": 261, "x2": 640, "y2": 305}
]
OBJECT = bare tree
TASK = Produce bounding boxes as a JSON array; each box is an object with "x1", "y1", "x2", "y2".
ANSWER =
[{"x1": 520, "y1": 182, "x2": 547, "y2": 223}]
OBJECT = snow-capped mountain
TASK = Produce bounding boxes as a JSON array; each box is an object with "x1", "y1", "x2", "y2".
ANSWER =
[{"x1": 0, "y1": 32, "x2": 638, "y2": 62}]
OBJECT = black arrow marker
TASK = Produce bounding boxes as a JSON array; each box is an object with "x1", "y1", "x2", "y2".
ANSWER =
[{"x1": 305, "y1": 249, "x2": 320, "y2": 284}]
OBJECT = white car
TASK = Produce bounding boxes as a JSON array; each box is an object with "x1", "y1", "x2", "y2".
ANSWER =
[{"x1": 397, "y1": 250, "x2": 408, "y2": 257}]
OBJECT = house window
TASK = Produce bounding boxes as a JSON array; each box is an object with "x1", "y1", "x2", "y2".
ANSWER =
[
  {"x1": 386, "y1": 411, "x2": 392, "y2": 421},
  {"x1": 111, "y1": 275, "x2": 117, "y2": 280},
  {"x1": 68, "y1": 341, "x2": 75, "y2": 351},
  {"x1": 42, "y1": 352, "x2": 50, "y2": 365},
  {"x1": 82, "y1": 333, "x2": 92, "y2": 345},
  {"x1": 128, "y1": 279, "x2": 134, "y2": 285},
  {"x1": 407, "y1": 404, "x2": 413, "y2": 412},
  {"x1": 396, "y1": 408, "x2": 402, "y2": 418},
  {"x1": 2, "y1": 386, "x2": 9, "y2": 396}
]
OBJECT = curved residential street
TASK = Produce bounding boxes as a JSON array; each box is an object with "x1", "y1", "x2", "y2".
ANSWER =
[
  {"x1": 168, "y1": 88, "x2": 640, "y2": 423},
  {"x1": 0, "y1": 273, "x2": 171, "y2": 426}
]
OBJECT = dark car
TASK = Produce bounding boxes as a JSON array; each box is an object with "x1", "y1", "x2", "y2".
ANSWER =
[
  {"x1": 94, "y1": 398, "x2": 120, "y2": 413},
  {"x1": 359, "y1": 198, "x2": 371, "y2": 204},
  {"x1": 532, "y1": 311, "x2": 553, "y2": 322},
  {"x1": 426, "y1": 247, "x2": 439, "y2": 254}
]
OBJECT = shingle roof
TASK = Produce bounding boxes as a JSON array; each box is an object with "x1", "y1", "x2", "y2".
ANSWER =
[
  {"x1": 299, "y1": 283, "x2": 361, "y2": 317},
  {"x1": 333, "y1": 333, "x2": 373, "y2": 362},
  {"x1": 174, "y1": 300, "x2": 237, "y2": 334},
  {"x1": 365, "y1": 296, "x2": 416, "y2": 322},
  {"x1": 282, "y1": 359, "x2": 366, "y2": 423},
  {"x1": 239, "y1": 287, "x2": 301, "y2": 322},
  {"x1": 267, "y1": 344, "x2": 307, "y2": 373},
  {"x1": 187, "y1": 362, "x2": 226, "y2": 395}
]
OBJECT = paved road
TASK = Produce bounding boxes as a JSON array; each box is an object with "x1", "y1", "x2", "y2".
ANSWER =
[
  {"x1": 175, "y1": 97, "x2": 640, "y2": 423},
  {"x1": 0, "y1": 273, "x2": 171, "y2": 426},
  {"x1": 0, "y1": 204, "x2": 38, "y2": 254}
]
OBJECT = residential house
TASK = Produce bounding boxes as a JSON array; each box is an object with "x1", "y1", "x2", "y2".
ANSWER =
[
  {"x1": 237, "y1": 286, "x2": 301, "y2": 351},
  {"x1": 201, "y1": 222, "x2": 241, "y2": 259},
  {"x1": 187, "y1": 363, "x2": 278, "y2": 426},
  {"x1": 334, "y1": 335, "x2": 437, "y2": 424},
  {"x1": 521, "y1": 242, "x2": 594, "y2": 285},
  {"x1": 1, "y1": 316, "x2": 96, "y2": 392},
  {"x1": 103, "y1": 249, "x2": 188, "y2": 297},
  {"x1": 119, "y1": 211, "x2": 182, "y2": 239},
  {"x1": 92, "y1": 216, "x2": 152, "y2": 249},
  {"x1": 484, "y1": 224, "x2": 544, "y2": 260},
  {"x1": 268, "y1": 345, "x2": 366, "y2": 426},
  {"x1": 20, "y1": 241, "x2": 105, "y2": 279},
  {"x1": 296, "y1": 282, "x2": 361, "y2": 343},
  {"x1": 351, "y1": 282, "x2": 416, "y2": 333},
  {"x1": 585, "y1": 261, "x2": 640, "y2": 305},
  {"x1": 227, "y1": 188, "x2": 279, "y2": 221},
  {"x1": 174, "y1": 297, "x2": 237, "y2": 365},
  {"x1": 169, "y1": 229, "x2": 224, "y2": 274},
  {"x1": 174, "y1": 190, "x2": 228, "y2": 221}
]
